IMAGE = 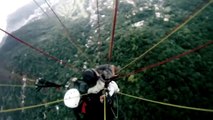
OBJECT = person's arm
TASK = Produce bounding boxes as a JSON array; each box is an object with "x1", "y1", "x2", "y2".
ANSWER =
[
  {"x1": 111, "y1": 65, "x2": 116, "y2": 75},
  {"x1": 87, "y1": 80, "x2": 105, "y2": 94}
]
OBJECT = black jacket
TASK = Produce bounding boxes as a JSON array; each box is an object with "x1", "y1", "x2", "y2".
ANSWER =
[{"x1": 74, "y1": 90, "x2": 115, "y2": 120}]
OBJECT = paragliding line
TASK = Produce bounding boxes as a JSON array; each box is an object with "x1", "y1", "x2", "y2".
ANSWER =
[
  {"x1": 32, "y1": 0, "x2": 50, "y2": 18},
  {"x1": 118, "y1": 92, "x2": 213, "y2": 112},
  {"x1": 0, "y1": 93, "x2": 89, "y2": 113},
  {"x1": 0, "y1": 84, "x2": 35, "y2": 88},
  {"x1": 44, "y1": 0, "x2": 91, "y2": 62},
  {"x1": 104, "y1": 95, "x2": 107, "y2": 120},
  {"x1": 108, "y1": 0, "x2": 119, "y2": 61},
  {"x1": 119, "y1": 0, "x2": 212, "y2": 72},
  {"x1": 0, "y1": 28, "x2": 78, "y2": 72},
  {"x1": 96, "y1": 0, "x2": 102, "y2": 55},
  {"x1": 123, "y1": 40, "x2": 213, "y2": 77}
]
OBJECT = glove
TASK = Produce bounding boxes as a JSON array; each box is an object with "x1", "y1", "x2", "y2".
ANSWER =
[{"x1": 108, "y1": 81, "x2": 119, "y2": 96}]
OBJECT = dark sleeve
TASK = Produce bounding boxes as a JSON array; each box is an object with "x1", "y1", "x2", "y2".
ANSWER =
[{"x1": 74, "y1": 81, "x2": 89, "y2": 94}]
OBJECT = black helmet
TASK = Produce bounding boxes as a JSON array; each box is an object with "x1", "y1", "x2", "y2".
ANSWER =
[{"x1": 82, "y1": 69, "x2": 98, "y2": 87}]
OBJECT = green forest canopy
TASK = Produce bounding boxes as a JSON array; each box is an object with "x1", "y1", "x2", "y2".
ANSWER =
[{"x1": 0, "y1": 0, "x2": 213, "y2": 120}]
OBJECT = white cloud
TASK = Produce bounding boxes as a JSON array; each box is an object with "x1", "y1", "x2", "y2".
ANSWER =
[{"x1": 0, "y1": 0, "x2": 31, "y2": 43}]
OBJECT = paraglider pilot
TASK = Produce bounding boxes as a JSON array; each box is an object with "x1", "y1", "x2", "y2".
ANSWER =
[{"x1": 64, "y1": 64, "x2": 120, "y2": 120}]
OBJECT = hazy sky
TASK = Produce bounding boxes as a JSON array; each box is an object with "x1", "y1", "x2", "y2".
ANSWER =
[{"x1": 0, "y1": 0, "x2": 31, "y2": 43}]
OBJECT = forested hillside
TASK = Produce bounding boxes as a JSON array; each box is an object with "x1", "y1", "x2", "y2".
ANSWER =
[{"x1": 0, "y1": 0, "x2": 212, "y2": 120}]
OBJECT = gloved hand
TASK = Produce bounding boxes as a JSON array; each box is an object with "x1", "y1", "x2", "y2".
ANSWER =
[{"x1": 108, "y1": 81, "x2": 119, "y2": 96}]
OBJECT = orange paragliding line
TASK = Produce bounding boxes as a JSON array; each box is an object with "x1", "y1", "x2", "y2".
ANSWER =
[
  {"x1": 108, "y1": 0, "x2": 119, "y2": 61},
  {"x1": 121, "y1": 40, "x2": 213, "y2": 77},
  {"x1": 0, "y1": 28, "x2": 78, "y2": 72}
]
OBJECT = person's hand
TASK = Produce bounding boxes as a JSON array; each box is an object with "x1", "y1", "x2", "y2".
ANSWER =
[{"x1": 99, "y1": 95, "x2": 105, "y2": 103}]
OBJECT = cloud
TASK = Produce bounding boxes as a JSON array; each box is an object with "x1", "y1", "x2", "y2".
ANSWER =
[{"x1": 0, "y1": 0, "x2": 31, "y2": 43}]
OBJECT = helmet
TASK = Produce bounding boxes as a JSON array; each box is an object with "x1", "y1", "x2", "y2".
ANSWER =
[
  {"x1": 82, "y1": 69, "x2": 98, "y2": 87},
  {"x1": 64, "y1": 88, "x2": 80, "y2": 108}
]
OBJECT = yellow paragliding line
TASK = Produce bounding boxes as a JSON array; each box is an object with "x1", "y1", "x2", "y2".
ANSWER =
[
  {"x1": 0, "y1": 84, "x2": 35, "y2": 88},
  {"x1": 104, "y1": 95, "x2": 107, "y2": 120},
  {"x1": 118, "y1": 92, "x2": 213, "y2": 112},
  {"x1": 119, "y1": 0, "x2": 212, "y2": 72},
  {"x1": 0, "y1": 93, "x2": 89, "y2": 113},
  {"x1": 0, "y1": 99, "x2": 63, "y2": 113}
]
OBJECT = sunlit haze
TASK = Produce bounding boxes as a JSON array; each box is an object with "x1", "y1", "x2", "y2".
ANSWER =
[{"x1": 0, "y1": 0, "x2": 31, "y2": 43}]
